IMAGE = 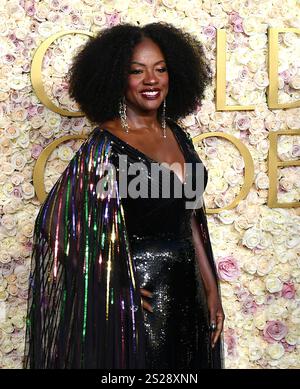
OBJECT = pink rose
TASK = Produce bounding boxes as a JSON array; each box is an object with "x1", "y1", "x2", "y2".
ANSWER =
[
  {"x1": 281, "y1": 340, "x2": 296, "y2": 352},
  {"x1": 279, "y1": 70, "x2": 291, "y2": 82},
  {"x1": 242, "y1": 297, "x2": 258, "y2": 315},
  {"x1": 263, "y1": 321, "x2": 288, "y2": 344},
  {"x1": 281, "y1": 282, "x2": 296, "y2": 299},
  {"x1": 292, "y1": 145, "x2": 300, "y2": 158},
  {"x1": 229, "y1": 11, "x2": 244, "y2": 33},
  {"x1": 217, "y1": 255, "x2": 240, "y2": 282},
  {"x1": 31, "y1": 144, "x2": 43, "y2": 160},
  {"x1": 234, "y1": 286, "x2": 249, "y2": 301},
  {"x1": 224, "y1": 329, "x2": 237, "y2": 357},
  {"x1": 203, "y1": 26, "x2": 216, "y2": 39},
  {"x1": 233, "y1": 23, "x2": 244, "y2": 33},
  {"x1": 106, "y1": 13, "x2": 120, "y2": 27}
]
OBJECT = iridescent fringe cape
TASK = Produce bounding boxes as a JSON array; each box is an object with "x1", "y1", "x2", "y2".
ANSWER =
[{"x1": 24, "y1": 127, "x2": 223, "y2": 369}]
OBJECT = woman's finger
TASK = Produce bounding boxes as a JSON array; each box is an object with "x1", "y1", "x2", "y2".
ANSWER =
[
  {"x1": 140, "y1": 288, "x2": 153, "y2": 298},
  {"x1": 141, "y1": 298, "x2": 153, "y2": 313},
  {"x1": 212, "y1": 314, "x2": 224, "y2": 348}
]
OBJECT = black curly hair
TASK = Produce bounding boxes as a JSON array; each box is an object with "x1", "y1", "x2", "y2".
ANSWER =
[{"x1": 68, "y1": 22, "x2": 212, "y2": 124}]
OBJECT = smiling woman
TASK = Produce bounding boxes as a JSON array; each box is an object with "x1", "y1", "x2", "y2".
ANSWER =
[{"x1": 24, "y1": 22, "x2": 224, "y2": 369}]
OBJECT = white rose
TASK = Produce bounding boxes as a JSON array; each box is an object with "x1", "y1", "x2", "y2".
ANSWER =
[
  {"x1": 286, "y1": 109, "x2": 300, "y2": 130},
  {"x1": 248, "y1": 279, "x2": 265, "y2": 296},
  {"x1": 93, "y1": 11, "x2": 106, "y2": 26},
  {"x1": 57, "y1": 145, "x2": 75, "y2": 162},
  {"x1": 11, "y1": 153, "x2": 27, "y2": 171},
  {"x1": 30, "y1": 115, "x2": 45, "y2": 129},
  {"x1": 2, "y1": 162, "x2": 14, "y2": 176},
  {"x1": 21, "y1": 183, "x2": 35, "y2": 200},
  {"x1": 0, "y1": 215, "x2": 17, "y2": 231},
  {"x1": 248, "y1": 34, "x2": 267, "y2": 50},
  {"x1": 17, "y1": 132, "x2": 30, "y2": 149},
  {"x1": 285, "y1": 234, "x2": 300, "y2": 249},
  {"x1": 289, "y1": 75, "x2": 300, "y2": 90},
  {"x1": 266, "y1": 303, "x2": 287, "y2": 321},
  {"x1": 248, "y1": 343, "x2": 263, "y2": 361},
  {"x1": 20, "y1": 222, "x2": 34, "y2": 238},
  {"x1": 217, "y1": 210, "x2": 236, "y2": 224},
  {"x1": 254, "y1": 313, "x2": 266, "y2": 330},
  {"x1": 39, "y1": 126, "x2": 54, "y2": 139},
  {"x1": 255, "y1": 172, "x2": 269, "y2": 190},
  {"x1": 285, "y1": 332, "x2": 298, "y2": 346},
  {"x1": 4, "y1": 126, "x2": 20, "y2": 139},
  {"x1": 290, "y1": 307, "x2": 300, "y2": 324},
  {"x1": 9, "y1": 73, "x2": 29, "y2": 91},
  {"x1": 0, "y1": 338, "x2": 14, "y2": 354},
  {"x1": 257, "y1": 256, "x2": 274, "y2": 276},
  {"x1": 242, "y1": 228, "x2": 261, "y2": 249},
  {"x1": 10, "y1": 106, "x2": 27, "y2": 121},
  {"x1": 265, "y1": 276, "x2": 283, "y2": 293},
  {"x1": 38, "y1": 21, "x2": 58, "y2": 37},
  {"x1": 254, "y1": 71, "x2": 269, "y2": 89},
  {"x1": 235, "y1": 215, "x2": 255, "y2": 232},
  {"x1": 45, "y1": 112, "x2": 61, "y2": 128},
  {"x1": 242, "y1": 257, "x2": 258, "y2": 275},
  {"x1": 283, "y1": 32, "x2": 298, "y2": 47},
  {"x1": 267, "y1": 343, "x2": 285, "y2": 360},
  {"x1": 223, "y1": 168, "x2": 243, "y2": 187}
]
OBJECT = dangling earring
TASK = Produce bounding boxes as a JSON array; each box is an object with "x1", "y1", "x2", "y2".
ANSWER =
[
  {"x1": 119, "y1": 96, "x2": 130, "y2": 133},
  {"x1": 161, "y1": 99, "x2": 167, "y2": 138}
]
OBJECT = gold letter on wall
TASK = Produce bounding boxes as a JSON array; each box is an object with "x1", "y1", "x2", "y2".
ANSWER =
[
  {"x1": 268, "y1": 130, "x2": 300, "y2": 208},
  {"x1": 216, "y1": 30, "x2": 255, "y2": 111},
  {"x1": 33, "y1": 135, "x2": 87, "y2": 203},
  {"x1": 31, "y1": 30, "x2": 93, "y2": 116},
  {"x1": 192, "y1": 132, "x2": 255, "y2": 213},
  {"x1": 268, "y1": 28, "x2": 300, "y2": 109}
]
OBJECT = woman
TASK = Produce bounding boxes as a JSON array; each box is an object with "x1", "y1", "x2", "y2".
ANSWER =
[{"x1": 24, "y1": 23, "x2": 224, "y2": 369}]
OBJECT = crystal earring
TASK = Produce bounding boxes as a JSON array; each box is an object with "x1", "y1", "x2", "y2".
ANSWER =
[
  {"x1": 119, "y1": 96, "x2": 130, "y2": 133},
  {"x1": 161, "y1": 99, "x2": 166, "y2": 138}
]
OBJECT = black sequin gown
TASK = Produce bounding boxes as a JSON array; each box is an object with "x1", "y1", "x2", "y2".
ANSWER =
[
  {"x1": 24, "y1": 118, "x2": 222, "y2": 369},
  {"x1": 101, "y1": 119, "x2": 222, "y2": 369}
]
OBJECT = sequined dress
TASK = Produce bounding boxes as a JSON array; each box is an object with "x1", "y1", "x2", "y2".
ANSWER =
[{"x1": 24, "y1": 119, "x2": 222, "y2": 369}]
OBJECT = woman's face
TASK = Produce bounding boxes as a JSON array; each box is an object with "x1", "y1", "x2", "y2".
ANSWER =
[{"x1": 125, "y1": 37, "x2": 169, "y2": 115}]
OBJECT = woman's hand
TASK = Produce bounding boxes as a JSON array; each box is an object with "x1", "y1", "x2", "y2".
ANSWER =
[
  {"x1": 207, "y1": 291, "x2": 225, "y2": 348},
  {"x1": 140, "y1": 288, "x2": 153, "y2": 312}
]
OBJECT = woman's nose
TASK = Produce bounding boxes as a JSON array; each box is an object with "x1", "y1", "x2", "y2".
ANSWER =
[{"x1": 143, "y1": 70, "x2": 158, "y2": 85}]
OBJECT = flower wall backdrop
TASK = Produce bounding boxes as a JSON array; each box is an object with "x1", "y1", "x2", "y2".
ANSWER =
[{"x1": 0, "y1": 0, "x2": 299, "y2": 369}]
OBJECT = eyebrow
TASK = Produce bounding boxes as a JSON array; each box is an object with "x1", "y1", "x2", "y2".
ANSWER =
[{"x1": 130, "y1": 60, "x2": 166, "y2": 66}]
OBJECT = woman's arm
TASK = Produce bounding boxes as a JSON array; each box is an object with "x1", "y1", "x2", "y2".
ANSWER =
[{"x1": 191, "y1": 213, "x2": 225, "y2": 348}]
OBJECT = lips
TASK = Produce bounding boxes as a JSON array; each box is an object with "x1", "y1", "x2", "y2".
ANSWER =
[{"x1": 140, "y1": 89, "x2": 161, "y2": 99}]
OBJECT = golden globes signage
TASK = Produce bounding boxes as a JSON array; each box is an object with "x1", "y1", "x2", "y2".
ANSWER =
[{"x1": 31, "y1": 29, "x2": 300, "y2": 212}]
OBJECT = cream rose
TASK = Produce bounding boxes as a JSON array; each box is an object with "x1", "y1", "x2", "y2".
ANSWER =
[
  {"x1": 289, "y1": 75, "x2": 300, "y2": 90},
  {"x1": 30, "y1": 115, "x2": 45, "y2": 129},
  {"x1": 286, "y1": 109, "x2": 300, "y2": 129},
  {"x1": 242, "y1": 228, "x2": 261, "y2": 249},
  {"x1": 248, "y1": 278, "x2": 265, "y2": 296},
  {"x1": 0, "y1": 215, "x2": 17, "y2": 231},
  {"x1": 57, "y1": 145, "x2": 74, "y2": 162},
  {"x1": 255, "y1": 172, "x2": 269, "y2": 190},
  {"x1": 242, "y1": 257, "x2": 258, "y2": 275},
  {"x1": 257, "y1": 256, "x2": 274, "y2": 276},
  {"x1": 217, "y1": 210, "x2": 236, "y2": 224},
  {"x1": 21, "y1": 182, "x2": 35, "y2": 200},
  {"x1": 266, "y1": 343, "x2": 285, "y2": 360},
  {"x1": 254, "y1": 313, "x2": 267, "y2": 330}
]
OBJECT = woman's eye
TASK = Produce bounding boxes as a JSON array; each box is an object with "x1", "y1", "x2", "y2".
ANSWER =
[
  {"x1": 129, "y1": 69, "x2": 142, "y2": 74},
  {"x1": 157, "y1": 67, "x2": 167, "y2": 73}
]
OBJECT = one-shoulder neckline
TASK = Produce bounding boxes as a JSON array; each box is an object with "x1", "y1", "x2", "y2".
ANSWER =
[{"x1": 96, "y1": 120, "x2": 188, "y2": 185}]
